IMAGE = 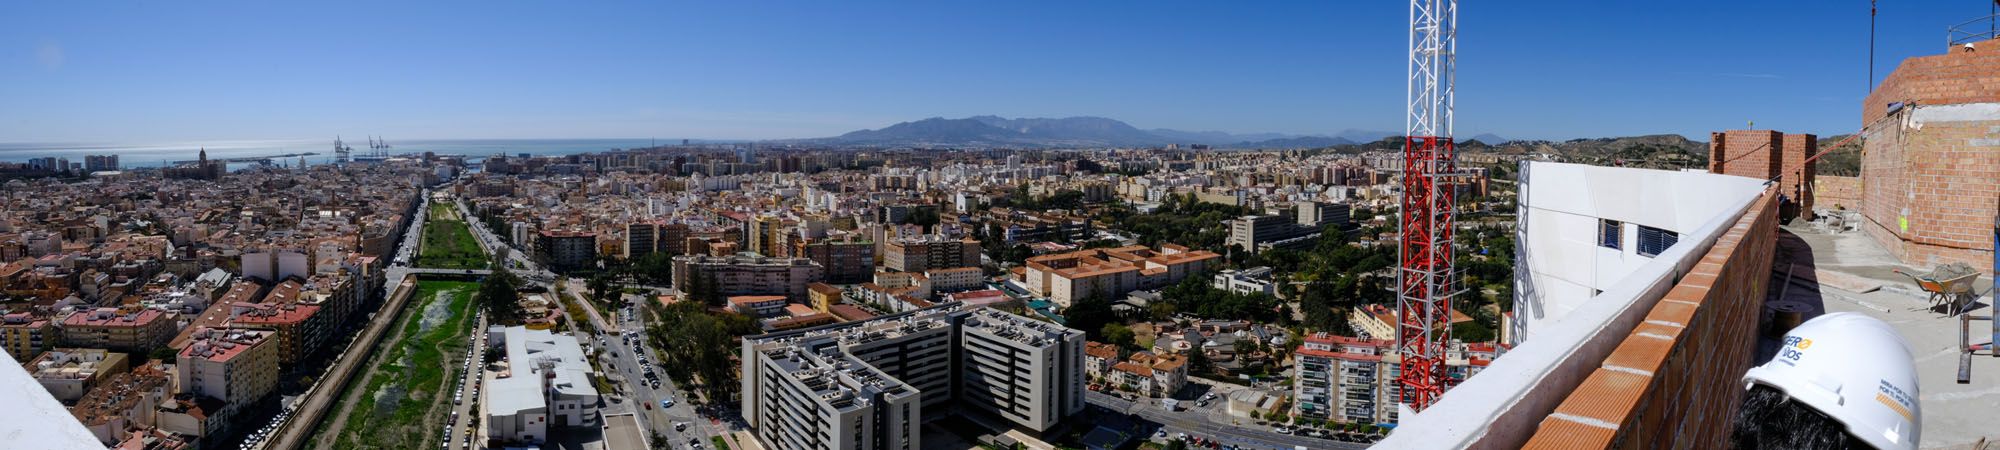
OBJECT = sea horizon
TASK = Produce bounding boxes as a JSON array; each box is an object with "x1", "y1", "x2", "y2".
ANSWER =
[{"x1": 0, "y1": 138, "x2": 744, "y2": 168}]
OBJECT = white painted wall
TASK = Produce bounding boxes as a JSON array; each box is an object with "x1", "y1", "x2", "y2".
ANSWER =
[
  {"x1": 1510, "y1": 162, "x2": 1767, "y2": 345},
  {"x1": 1379, "y1": 162, "x2": 1767, "y2": 449}
]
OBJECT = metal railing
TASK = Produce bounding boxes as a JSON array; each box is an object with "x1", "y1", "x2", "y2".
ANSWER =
[{"x1": 1948, "y1": 13, "x2": 2000, "y2": 47}]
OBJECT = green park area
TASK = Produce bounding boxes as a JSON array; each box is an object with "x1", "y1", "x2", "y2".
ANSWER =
[
  {"x1": 417, "y1": 202, "x2": 489, "y2": 269},
  {"x1": 311, "y1": 280, "x2": 479, "y2": 449}
]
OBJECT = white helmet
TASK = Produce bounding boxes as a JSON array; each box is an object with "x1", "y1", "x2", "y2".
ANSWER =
[{"x1": 1742, "y1": 312, "x2": 1921, "y2": 450}]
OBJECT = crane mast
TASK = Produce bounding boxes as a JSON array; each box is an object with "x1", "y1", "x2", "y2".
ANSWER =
[{"x1": 1396, "y1": 0, "x2": 1458, "y2": 413}]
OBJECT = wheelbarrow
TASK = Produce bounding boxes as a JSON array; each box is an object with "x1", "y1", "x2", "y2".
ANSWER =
[{"x1": 1895, "y1": 263, "x2": 1981, "y2": 316}]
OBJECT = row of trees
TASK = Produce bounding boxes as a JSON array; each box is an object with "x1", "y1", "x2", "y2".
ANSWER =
[{"x1": 643, "y1": 300, "x2": 759, "y2": 405}]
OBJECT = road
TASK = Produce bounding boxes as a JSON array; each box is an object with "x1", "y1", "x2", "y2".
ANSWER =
[
  {"x1": 595, "y1": 302, "x2": 730, "y2": 450},
  {"x1": 454, "y1": 197, "x2": 553, "y2": 281},
  {"x1": 263, "y1": 192, "x2": 434, "y2": 450},
  {"x1": 1084, "y1": 391, "x2": 1368, "y2": 450},
  {"x1": 445, "y1": 313, "x2": 489, "y2": 450}
]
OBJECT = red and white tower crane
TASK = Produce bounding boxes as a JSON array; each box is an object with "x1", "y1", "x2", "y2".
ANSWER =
[{"x1": 1396, "y1": 0, "x2": 1459, "y2": 413}]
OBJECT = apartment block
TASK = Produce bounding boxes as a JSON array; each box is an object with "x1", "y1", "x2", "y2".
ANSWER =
[
  {"x1": 61, "y1": 307, "x2": 175, "y2": 354},
  {"x1": 1023, "y1": 244, "x2": 1220, "y2": 307},
  {"x1": 794, "y1": 237, "x2": 876, "y2": 284},
  {"x1": 1, "y1": 311, "x2": 58, "y2": 362},
  {"x1": 535, "y1": 230, "x2": 598, "y2": 271},
  {"x1": 625, "y1": 222, "x2": 657, "y2": 259},
  {"x1": 956, "y1": 308, "x2": 1086, "y2": 431},
  {"x1": 923, "y1": 267, "x2": 984, "y2": 293},
  {"x1": 741, "y1": 305, "x2": 1083, "y2": 450},
  {"x1": 672, "y1": 254, "x2": 826, "y2": 302},
  {"x1": 175, "y1": 328, "x2": 278, "y2": 441},
  {"x1": 882, "y1": 235, "x2": 981, "y2": 273},
  {"x1": 1293, "y1": 333, "x2": 1394, "y2": 424}
]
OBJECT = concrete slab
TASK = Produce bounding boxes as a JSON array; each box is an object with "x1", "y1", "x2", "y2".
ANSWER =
[
  {"x1": 1784, "y1": 226, "x2": 2000, "y2": 449},
  {"x1": 602, "y1": 413, "x2": 644, "y2": 450}
]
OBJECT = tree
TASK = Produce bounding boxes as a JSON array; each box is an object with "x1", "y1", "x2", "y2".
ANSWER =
[
  {"x1": 476, "y1": 259, "x2": 524, "y2": 325},
  {"x1": 148, "y1": 347, "x2": 177, "y2": 364},
  {"x1": 649, "y1": 431, "x2": 670, "y2": 450},
  {"x1": 1187, "y1": 349, "x2": 1214, "y2": 375},
  {"x1": 1166, "y1": 440, "x2": 1189, "y2": 450},
  {"x1": 588, "y1": 275, "x2": 612, "y2": 304},
  {"x1": 1102, "y1": 323, "x2": 1136, "y2": 348},
  {"x1": 1065, "y1": 297, "x2": 1118, "y2": 341}
]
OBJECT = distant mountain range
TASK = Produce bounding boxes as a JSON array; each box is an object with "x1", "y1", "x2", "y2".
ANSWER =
[
  {"x1": 798, "y1": 115, "x2": 1550, "y2": 150},
  {"x1": 807, "y1": 115, "x2": 1447, "y2": 148}
]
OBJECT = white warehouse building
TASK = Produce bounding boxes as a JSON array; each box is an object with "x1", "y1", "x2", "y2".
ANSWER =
[{"x1": 482, "y1": 326, "x2": 600, "y2": 446}]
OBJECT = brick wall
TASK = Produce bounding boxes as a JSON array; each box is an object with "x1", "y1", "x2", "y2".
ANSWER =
[
  {"x1": 1855, "y1": 37, "x2": 2000, "y2": 275},
  {"x1": 1710, "y1": 130, "x2": 1813, "y2": 221},
  {"x1": 1862, "y1": 37, "x2": 2000, "y2": 124},
  {"x1": 1780, "y1": 133, "x2": 1816, "y2": 215},
  {"x1": 1859, "y1": 118, "x2": 2000, "y2": 273},
  {"x1": 1521, "y1": 188, "x2": 1777, "y2": 449},
  {"x1": 1813, "y1": 175, "x2": 1862, "y2": 210}
]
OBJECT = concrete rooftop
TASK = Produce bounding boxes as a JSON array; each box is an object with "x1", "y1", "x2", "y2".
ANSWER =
[{"x1": 1777, "y1": 223, "x2": 1997, "y2": 449}]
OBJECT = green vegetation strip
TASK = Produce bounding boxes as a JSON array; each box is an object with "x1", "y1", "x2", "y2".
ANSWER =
[
  {"x1": 417, "y1": 202, "x2": 488, "y2": 269},
  {"x1": 314, "y1": 280, "x2": 479, "y2": 449},
  {"x1": 713, "y1": 436, "x2": 732, "y2": 450}
]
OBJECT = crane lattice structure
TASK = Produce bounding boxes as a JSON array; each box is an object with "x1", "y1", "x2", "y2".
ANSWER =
[{"x1": 1396, "y1": 0, "x2": 1462, "y2": 413}]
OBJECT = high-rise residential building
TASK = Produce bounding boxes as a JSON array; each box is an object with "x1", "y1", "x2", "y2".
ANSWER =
[
  {"x1": 231, "y1": 292, "x2": 327, "y2": 367},
  {"x1": 792, "y1": 236, "x2": 875, "y2": 284},
  {"x1": 625, "y1": 222, "x2": 657, "y2": 259},
  {"x1": 61, "y1": 307, "x2": 174, "y2": 354},
  {"x1": 657, "y1": 223, "x2": 690, "y2": 256},
  {"x1": 535, "y1": 230, "x2": 598, "y2": 271},
  {"x1": 749, "y1": 215, "x2": 789, "y2": 257},
  {"x1": 1, "y1": 311, "x2": 58, "y2": 362},
  {"x1": 83, "y1": 155, "x2": 119, "y2": 172},
  {"x1": 173, "y1": 328, "x2": 277, "y2": 442},
  {"x1": 882, "y1": 235, "x2": 981, "y2": 273},
  {"x1": 1293, "y1": 333, "x2": 1394, "y2": 424},
  {"x1": 672, "y1": 254, "x2": 825, "y2": 302},
  {"x1": 956, "y1": 308, "x2": 1086, "y2": 431},
  {"x1": 741, "y1": 304, "x2": 1083, "y2": 450}
]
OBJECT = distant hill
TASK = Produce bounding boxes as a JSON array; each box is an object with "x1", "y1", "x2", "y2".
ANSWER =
[
  {"x1": 818, "y1": 115, "x2": 1342, "y2": 148},
  {"x1": 808, "y1": 116, "x2": 1704, "y2": 163}
]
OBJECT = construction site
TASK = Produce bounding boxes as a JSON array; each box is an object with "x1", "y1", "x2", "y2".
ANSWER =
[{"x1": 1377, "y1": 2, "x2": 2000, "y2": 448}]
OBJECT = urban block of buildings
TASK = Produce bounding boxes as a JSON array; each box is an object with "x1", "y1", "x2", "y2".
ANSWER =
[{"x1": 740, "y1": 304, "x2": 1085, "y2": 450}]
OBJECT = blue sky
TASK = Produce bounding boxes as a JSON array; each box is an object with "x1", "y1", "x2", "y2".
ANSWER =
[{"x1": 1, "y1": 1, "x2": 1991, "y2": 143}]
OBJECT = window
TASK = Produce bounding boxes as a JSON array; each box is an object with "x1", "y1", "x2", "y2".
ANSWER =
[
  {"x1": 1598, "y1": 219, "x2": 1622, "y2": 250},
  {"x1": 1637, "y1": 226, "x2": 1679, "y2": 257}
]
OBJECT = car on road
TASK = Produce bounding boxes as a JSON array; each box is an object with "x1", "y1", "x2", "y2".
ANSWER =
[{"x1": 675, "y1": 422, "x2": 689, "y2": 432}]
